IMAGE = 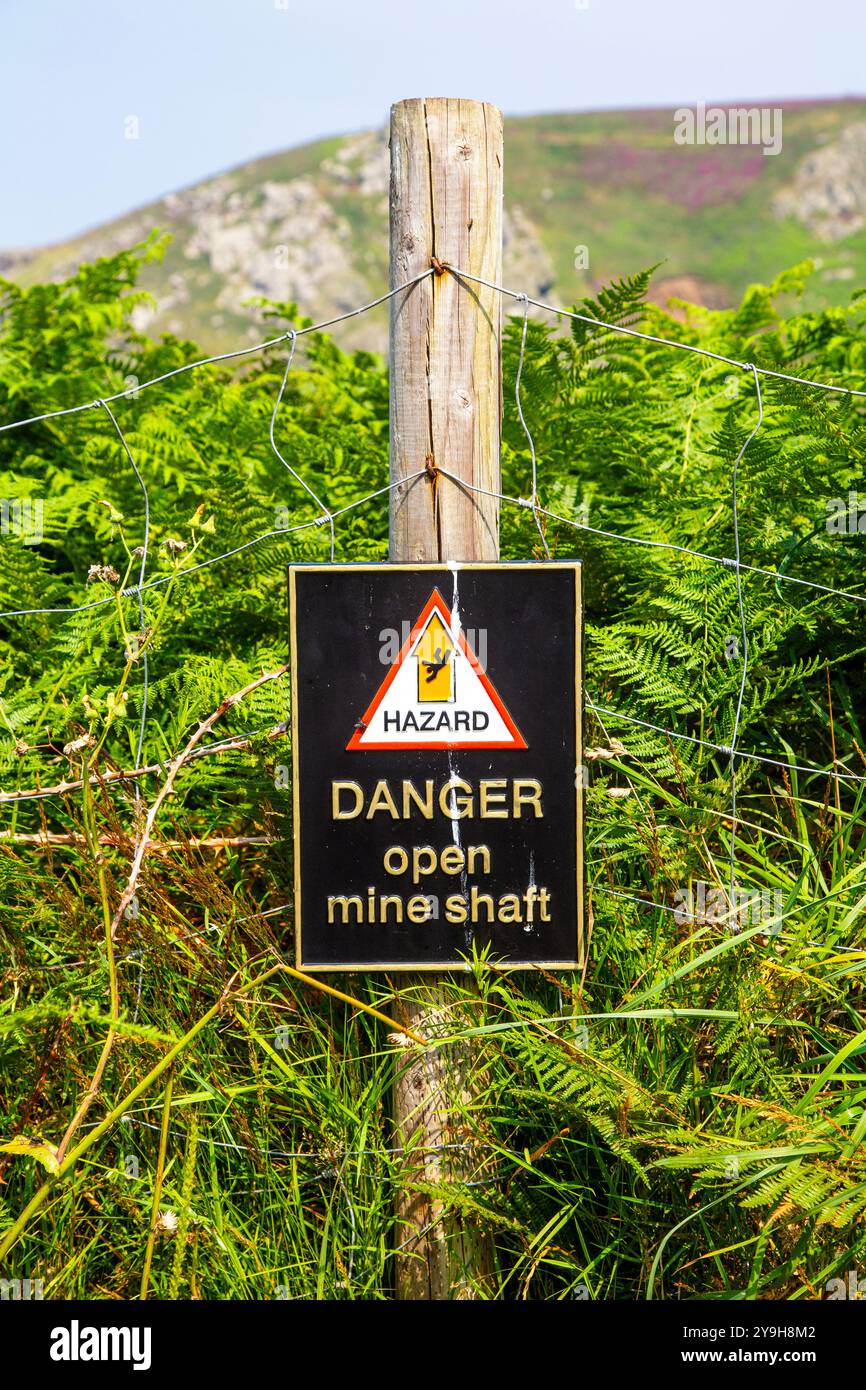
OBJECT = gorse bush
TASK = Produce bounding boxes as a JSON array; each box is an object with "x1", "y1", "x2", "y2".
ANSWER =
[{"x1": 0, "y1": 240, "x2": 865, "y2": 1299}]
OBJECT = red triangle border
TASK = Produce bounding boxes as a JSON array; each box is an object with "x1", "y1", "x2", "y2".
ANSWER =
[{"x1": 346, "y1": 587, "x2": 528, "y2": 751}]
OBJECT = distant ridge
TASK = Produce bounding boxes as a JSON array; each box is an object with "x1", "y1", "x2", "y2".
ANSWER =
[{"x1": 4, "y1": 99, "x2": 866, "y2": 352}]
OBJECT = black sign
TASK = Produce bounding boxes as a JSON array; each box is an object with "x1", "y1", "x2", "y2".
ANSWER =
[{"x1": 289, "y1": 563, "x2": 583, "y2": 970}]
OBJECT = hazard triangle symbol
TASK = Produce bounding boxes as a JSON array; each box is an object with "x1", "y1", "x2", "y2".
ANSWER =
[{"x1": 347, "y1": 588, "x2": 528, "y2": 751}]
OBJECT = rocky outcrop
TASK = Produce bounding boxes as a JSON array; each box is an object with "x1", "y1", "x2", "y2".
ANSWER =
[
  {"x1": 773, "y1": 122, "x2": 866, "y2": 241},
  {"x1": 183, "y1": 176, "x2": 367, "y2": 322},
  {"x1": 503, "y1": 205, "x2": 556, "y2": 301}
]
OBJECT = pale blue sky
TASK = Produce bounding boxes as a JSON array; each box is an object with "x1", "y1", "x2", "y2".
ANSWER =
[{"x1": 1, "y1": 0, "x2": 863, "y2": 247}]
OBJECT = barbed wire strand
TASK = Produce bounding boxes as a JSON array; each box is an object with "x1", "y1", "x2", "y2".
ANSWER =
[
  {"x1": 505, "y1": 292, "x2": 764, "y2": 926},
  {"x1": 1, "y1": 667, "x2": 862, "y2": 811},
  {"x1": 513, "y1": 293, "x2": 550, "y2": 558},
  {"x1": 7, "y1": 476, "x2": 863, "y2": 621},
  {"x1": 443, "y1": 267, "x2": 865, "y2": 927},
  {"x1": 1, "y1": 271, "x2": 863, "y2": 610},
  {"x1": 0, "y1": 724, "x2": 290, "y2": 806},
  {"x1": 0, "y1": 469, "x2": 427, "y2": 621},
  {"x1": 6, "y1": 261, "x2": 866, "y2": 1260},
  {"x1": 269, "y1": 329, "x2": 335, "y2": 563},
  {"x1": 116, "y1": 1112, "x2": 501, "y2": 1167},
  {"x1": 434, "y1": 471, "x2": 866, "y2": 606},
  {"x1": 97, "y1": 399, "x2": 152, "y2": 1022},
  {"x1": 585, "y1": 700, "x2": 866, "y2": 784},
  {"x1": 97, "y1": 399, "x2": 150, "y2": 800},
  {"x1": 727, "y1": 364, "x2": 763, "y2": 914},
  {"x1": 3, "y1": 268, "x2": 865, "y2": 971},
  {"x1": 0, "y1": 269, "x2": 436, "y2": 437}
]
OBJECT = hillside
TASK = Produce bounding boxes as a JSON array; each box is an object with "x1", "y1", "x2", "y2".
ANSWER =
[{"x1": 3, "y1": 98, "x2": 866, "y2": 352}]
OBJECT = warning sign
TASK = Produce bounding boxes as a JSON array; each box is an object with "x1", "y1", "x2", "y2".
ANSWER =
[
  {"x1": 289, "y1": 563, "x2": 583, "y2": 971},
  {"x1": 346, "y1": 588, "x2": 527, "y2": 751}
]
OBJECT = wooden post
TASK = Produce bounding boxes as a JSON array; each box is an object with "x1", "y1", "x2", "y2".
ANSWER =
[
  {"x1": 390, "y1": 97, "x2": 503, "y2": 563},
  {"x1": 388, "y1": 97, "x2": 503, "y2": 1299}
]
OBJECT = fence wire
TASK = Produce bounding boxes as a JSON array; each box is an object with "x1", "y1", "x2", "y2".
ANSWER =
[{"x1": 1, "y1": 262, "x2": 865, "y2": 959}]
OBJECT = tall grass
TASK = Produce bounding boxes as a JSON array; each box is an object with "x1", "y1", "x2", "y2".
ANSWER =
[{"x1": 1, "y1": 247, "x2": 865, "y2": 1297}]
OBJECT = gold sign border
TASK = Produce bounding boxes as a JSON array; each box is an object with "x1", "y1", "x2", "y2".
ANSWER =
[{"x1": 289, "y1": 562, "x2": 583, "y2": 972}]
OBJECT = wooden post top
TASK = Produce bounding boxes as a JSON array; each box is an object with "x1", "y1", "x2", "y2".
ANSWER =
[{"x1": 389, "y1": 97, "x2": 504, "y2": 565}]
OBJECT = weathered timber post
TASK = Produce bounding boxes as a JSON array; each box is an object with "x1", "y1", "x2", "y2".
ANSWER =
[{"x1": 389, "y1": 97, "x2": 503, "y2": 1299}]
